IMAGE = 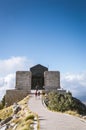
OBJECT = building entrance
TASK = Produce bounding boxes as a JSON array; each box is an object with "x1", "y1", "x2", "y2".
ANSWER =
[
  {"x1": 30, "y1": 64, "x2": 48, "y2": 90},
  {"x1": 31, "y1": 76, "x2": 44, "y2": 89}
]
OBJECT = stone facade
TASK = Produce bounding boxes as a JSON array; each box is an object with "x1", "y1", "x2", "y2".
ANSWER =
[
  {"x1": 15, "y1": 65, "x2": 60, "y2": 90},
  {"x1": 16, "y1": 71, "x2": 31, "y2": 90},
  {"x1": 5, "y1": 64, "x2": 61, "y2": 106},
  {"x1": 44, "y1": 71, "x2": 60, "y2": 89}
]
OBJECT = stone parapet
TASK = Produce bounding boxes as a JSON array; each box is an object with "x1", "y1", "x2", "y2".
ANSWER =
[
  {"x1": 43, "y1": 86, "x2": 58, "y2": 90},
  {"x1": 5, "y1": 90, "x2": 30, "y2": 106},
  {"x1": 44, "y1": 88, "x2": 66, "y2": 94}
]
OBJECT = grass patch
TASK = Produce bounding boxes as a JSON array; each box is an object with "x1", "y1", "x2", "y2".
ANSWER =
[
  {"x1": 65, "y1": 110, "x2": 80, "y2": 117},
  {"x1": 0, "y1": 96, "x2": 39, "y2": 130},
  {"x1": 0, "y1": 106, "x2": 13, "y2": 120},
  {"x1": 25, "y1": 114, "x2": 34, "y2": 121}
]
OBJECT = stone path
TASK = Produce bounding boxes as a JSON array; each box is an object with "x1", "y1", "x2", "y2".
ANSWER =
[{"x1": 28, "y1": 95, "x2": 86, "y2": 130}]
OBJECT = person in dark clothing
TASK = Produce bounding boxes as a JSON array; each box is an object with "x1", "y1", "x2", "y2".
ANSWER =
[{"x1": 35, "y1": 90, "x2": 37, "y2": 96}]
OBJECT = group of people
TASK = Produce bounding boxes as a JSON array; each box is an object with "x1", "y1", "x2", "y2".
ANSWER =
[
  {"x1": 35, "y1": 90, "x2": 40, "y2": 96},
  {"x1": 35, "y1": 85, "x2": 40, "y2": 96}
]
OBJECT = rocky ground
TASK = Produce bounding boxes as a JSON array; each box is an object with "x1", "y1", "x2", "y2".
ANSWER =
[{"x1": 0, "y1": 96, "x2": 39, "y2": 130}]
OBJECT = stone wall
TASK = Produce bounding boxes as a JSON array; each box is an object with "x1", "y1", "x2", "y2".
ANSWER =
[
  {"x1": 16, "y1": 71, "x2": 31, "y2": 90},
  {"x1": 5, "y1": 90, "x2": 29, "y2": 106},
  {"x1": 5, "y1": 65, "x2": 61, "y2": 106},
  {"x1": 44, "y1": 71, "x2": 60, "y2": 89}
]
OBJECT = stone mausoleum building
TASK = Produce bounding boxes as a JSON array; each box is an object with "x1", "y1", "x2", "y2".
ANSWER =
[{"x1": 5, "y1": 64, "x2": 65, "y2": 106}]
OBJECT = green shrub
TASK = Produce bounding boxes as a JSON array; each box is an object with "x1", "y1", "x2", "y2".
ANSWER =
[
  {"x1": 44, "y1": 91, "x2": 86, "y2": 114},
  {"x1": 1, "y1": 95, "x2": 5, "y2": 107},
  {"x1": 0, "y1": 95, "x2": 5, "y2": 110},
  {"x1": 0, "y1": 102, "x2": 3, "y2": 110}
]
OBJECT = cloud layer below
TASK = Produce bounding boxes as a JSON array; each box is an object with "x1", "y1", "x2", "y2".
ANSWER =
[
  {"x1": 0, "y1": 56, "x2": 86, "y2": 102},
  {"x1": 61, "y1": 72, "x2": 86, "y2": 101}
]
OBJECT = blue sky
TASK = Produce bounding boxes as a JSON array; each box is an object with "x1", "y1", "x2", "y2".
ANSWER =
[{"x1": 0, "y1": 0, "x2": 86, "y2": 101}]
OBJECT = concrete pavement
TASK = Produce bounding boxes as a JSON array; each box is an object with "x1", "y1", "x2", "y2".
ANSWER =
[{"x1": 28, "y1": 95, "x2": 86, "y2": 130}]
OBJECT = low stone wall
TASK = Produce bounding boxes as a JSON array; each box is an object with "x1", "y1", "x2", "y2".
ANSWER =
[
  {"x1": 5, "y1": 89, "x2": 30, "y2": 106},
  {"x1": 57, "y1": 89, "x2": 66, "y2": 94},
  {"x1": 43, "y1": 86, "x2": 58, "y2": 91},
  {"x1": 44, "y1": 88, "x2": 66, "y2": 94}
]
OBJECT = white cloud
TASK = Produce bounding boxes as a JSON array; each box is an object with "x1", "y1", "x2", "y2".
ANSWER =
[
  {"x1": 61, "y1": 72, "x2": 86, "y2": 101},
  {"x1": 0, "y1": 56, "x2": 33, "y2": 76},
  {"x1": 0, "y1": 56, "x2": 33, "y2": 100},
  {"x1": 0, "y1": 74, "x2": 15, "y2": 100}
]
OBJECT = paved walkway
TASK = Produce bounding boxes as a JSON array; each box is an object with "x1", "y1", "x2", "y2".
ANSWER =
[{"x1": 28, "y1": 95, "x2": 86, "y2": 130}]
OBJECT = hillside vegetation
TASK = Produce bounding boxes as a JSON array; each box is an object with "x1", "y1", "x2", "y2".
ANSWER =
[
  {"x1": 44, "y1": 91, "x2": 86, "y2": 115},
  {"x1": 0, "y1": 96, "x2": 39, "y2": 130}
]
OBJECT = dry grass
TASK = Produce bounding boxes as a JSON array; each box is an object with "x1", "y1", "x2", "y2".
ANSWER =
[
  {"x1": 65, "y1": 110, "x2": 80, "y2": 117},
  {"x1": 0, "y1": 96, "x2": 39, "y2": 130},
  {"x1": 15, "y1": 119, "x2": 33, "y2": 130},
  {"x1": 0, "y1": 106, "x2": 13, "y2": 120}
]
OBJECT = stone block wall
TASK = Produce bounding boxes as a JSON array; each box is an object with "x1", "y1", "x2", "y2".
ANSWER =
[
  {"x1": 44, "y1": 71, "x2": 60, "y2": 89},
  {"x1": 16, "y1": 71, "x2": 31, "y2": 90},
  {"x1": 5, "y1": 90, "x2": 29, "y2": 106}
]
